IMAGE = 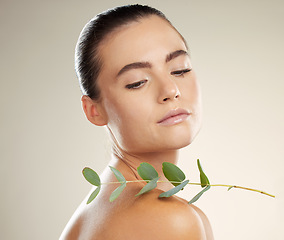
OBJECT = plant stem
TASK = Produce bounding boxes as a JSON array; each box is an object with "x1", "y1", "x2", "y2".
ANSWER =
[
  {"x1": 207, "y1": 183, "x2": 275, "y2": 198},
  {"x1": 101, "y1": 180, "x2": 147, "y2": 185},
  {"x1": 100, "y1": 180, "x2": 275, "y2": 198}
]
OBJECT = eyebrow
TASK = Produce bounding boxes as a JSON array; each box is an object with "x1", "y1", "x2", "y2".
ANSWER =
[
  {"x1": 116, "y1": 49, "x2": 189, "y2": 77},
  {"x1": 165, "y1": 49, "x2": 189, "y2": 63},
  {"x1": 117, "y1": 62, "x2": 152, "y2": 77}
]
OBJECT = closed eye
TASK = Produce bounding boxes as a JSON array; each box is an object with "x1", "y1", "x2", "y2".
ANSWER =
[
  {"x1": 171, "y1": 68, "x2": 192, "y2": 77},
  {"x1": 125, "y1": 80, "x2": 147, "y2": 89}
]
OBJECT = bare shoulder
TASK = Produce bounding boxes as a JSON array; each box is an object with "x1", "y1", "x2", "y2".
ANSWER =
[
  {"x1": 109, "y1": 189, "x2": 214, "y2": 240},
  {"x1": 60, "y1": 186, "x2": 214, "y2": 240},
  {"x1": 59, "y1": 200, "x2": 85, "y2": 240},
  {"x1": 190, "y1": 204, "x2": 214, "y2": 239}
]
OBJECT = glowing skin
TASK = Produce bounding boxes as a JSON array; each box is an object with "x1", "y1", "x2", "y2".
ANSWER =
[
  {"x1": 61, "y1": 15, "x2": 213, "y2": 240},
  {"x1": 97, "y1": 16, "x2": 202, "y2": 155}
]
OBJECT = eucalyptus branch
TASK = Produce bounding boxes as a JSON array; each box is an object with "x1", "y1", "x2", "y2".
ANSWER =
[
  {"x1": 82, "y1": 159, "x2": 275, "y2": 204},
  {"x1": 101, "y1": 180, "x2": 275, "y2": 198}
]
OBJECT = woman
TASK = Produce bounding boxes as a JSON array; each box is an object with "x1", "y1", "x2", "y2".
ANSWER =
[{"x1": 61, "y1": 4, "x2": 214, "y2": 239}]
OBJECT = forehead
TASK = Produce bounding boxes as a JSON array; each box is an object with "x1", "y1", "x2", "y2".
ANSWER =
[{"x1": 98, "y1": 16, "x2": 187, "y2": 77}]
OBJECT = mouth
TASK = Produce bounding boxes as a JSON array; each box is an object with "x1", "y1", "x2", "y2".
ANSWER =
[{"x1": 157, "y1": 108, "x2": 191, "y2": 126}]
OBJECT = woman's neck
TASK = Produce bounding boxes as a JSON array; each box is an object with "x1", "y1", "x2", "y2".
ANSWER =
[{"x1": 109, "y1": 145, "x2": 179, "y2": 192}]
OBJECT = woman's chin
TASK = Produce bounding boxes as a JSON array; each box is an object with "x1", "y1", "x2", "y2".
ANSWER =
[
  {"x1": 138, "y1": 134, "x2": 198, "y2": 153},
  {"x1": 162, "y1": 124, "x2": 200, "y2": 150},
  {"x1": 165, "y1": 134, "x2": 197, "y2": 150},
  {"x1": 115, "y1": 123, "x2": 201, "y2": 154}
]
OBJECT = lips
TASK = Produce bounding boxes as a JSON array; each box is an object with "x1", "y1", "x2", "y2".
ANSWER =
[{"x1": 157, "y1": 108, "x2": 190, "y2": 126}]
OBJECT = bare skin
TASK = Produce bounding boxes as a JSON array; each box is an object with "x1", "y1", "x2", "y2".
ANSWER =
[
  {"x1": 60, "y1": 16, "x2": 214, "y2": 239},
  {"x1": 60, "y1": 155, "x2": 214, "y2": 240}
]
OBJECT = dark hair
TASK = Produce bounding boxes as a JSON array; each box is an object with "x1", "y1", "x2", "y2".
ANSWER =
[{"x1": 75, "y1": 4, "x2": 185, "y2": 100}]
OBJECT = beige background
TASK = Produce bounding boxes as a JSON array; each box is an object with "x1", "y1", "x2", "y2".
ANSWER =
[{"x1": 1, "y1": 0, "x2": 283, "y2": 239}]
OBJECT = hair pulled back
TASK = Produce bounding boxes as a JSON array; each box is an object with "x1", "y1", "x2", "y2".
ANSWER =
[{"x1": 75, "y1": 4, "x2": 172, "y2": 101}]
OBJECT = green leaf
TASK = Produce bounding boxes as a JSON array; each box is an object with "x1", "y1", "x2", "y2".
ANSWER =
[
  {"x1": 159, "y1": 180, "x2": 189, "y2": 198},
  {"x1": 109, "y1": 182, "x2": 126, "y2": 202},
  {"x1": 137, "y1": 162, "x2": 158, "y2": 181},
  {"x1": 87, "y1": 186, "x2": 101, "y2": 204},
  {"x1": 228, "y1": 186, "x2": 234, "y2": 191},
  {"x1": 162, "y1": 162, "x2": 186, "y2": 186},
  {"x1": 109, "y1": 166, "x2": 126, "y2": 183},
  {"x1": 83, "y1": 167, "x2": 101, "y2": 186},
  {"x1": 188, "y1": 185, "x2": 211, "y2": 204},
  {"x1": 135, "y1": 177, "x2": 160, "y2": 196},
  {"x1": 197, "y1": 159, "x2": 210, "y2": 187}
]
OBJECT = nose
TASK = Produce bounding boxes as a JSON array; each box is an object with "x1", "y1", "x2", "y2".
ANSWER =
[{"x1": 158, "y1": 77, "x2": 181, "y2": 103}]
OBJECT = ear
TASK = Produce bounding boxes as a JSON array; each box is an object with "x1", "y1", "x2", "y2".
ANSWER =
[{"x1": 81, "y1": 95, "x2": 108, "y2": 126}]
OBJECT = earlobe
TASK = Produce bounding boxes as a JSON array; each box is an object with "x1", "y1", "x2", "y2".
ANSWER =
[{"x1": 81, "y1": 95, "x2": 108, "y2": 126}]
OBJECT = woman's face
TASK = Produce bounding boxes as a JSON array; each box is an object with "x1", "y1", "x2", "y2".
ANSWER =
[{"x1": 97, "y1": 16, "x2": 202, "y2": 154}]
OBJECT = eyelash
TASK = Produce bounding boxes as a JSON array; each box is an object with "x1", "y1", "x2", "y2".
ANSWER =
[
  {"x1": 171, "y1": 68, "x2": 192, "y2": 77},
  {"x1": 125, "y1": 80, "x2": 147, "y2": 89},
  {"x1": 125, "y1": 68, "x2": 192, "y2": 89}
]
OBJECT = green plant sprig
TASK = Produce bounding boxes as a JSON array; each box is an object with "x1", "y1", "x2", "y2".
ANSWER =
[{"x1": 82, "y1": 159, "x2": 275, "y2": 204}]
